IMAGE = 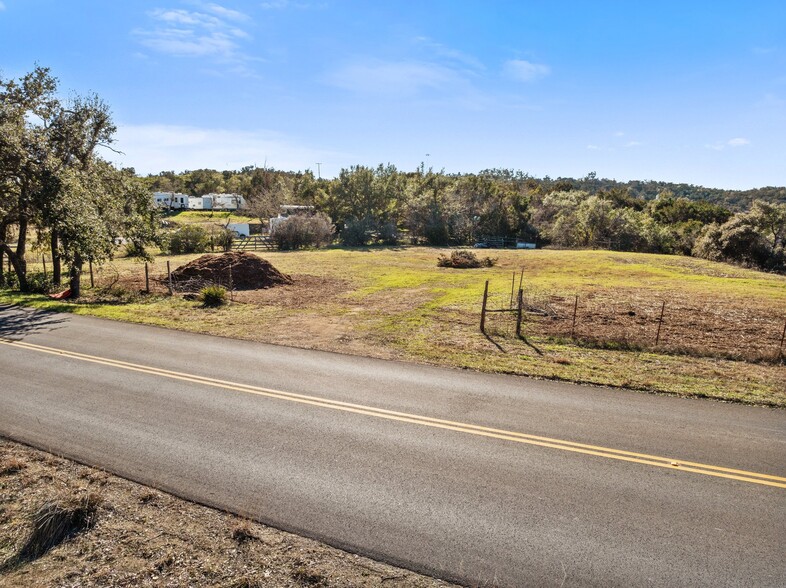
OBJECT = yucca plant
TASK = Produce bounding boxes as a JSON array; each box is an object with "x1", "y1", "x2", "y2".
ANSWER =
[{"x1": 199, "y1": 285, "x2": 228, "y2": 307}]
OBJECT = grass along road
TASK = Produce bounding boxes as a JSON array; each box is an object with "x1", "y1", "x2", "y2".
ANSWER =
[{"x1": 3, "y1": 247, "x2": 785, "y2": 407}]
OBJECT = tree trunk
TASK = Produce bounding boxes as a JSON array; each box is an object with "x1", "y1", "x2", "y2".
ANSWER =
[
  {"x1": 15, "y1": 217, "x2": 29, "y2": 292},
  {"x1": 69, "y1": 253, "x2": 83, "y2": 299},
  {"x1": 50, "y1": 231, "x2": 61, "y2": 286},
  {"x1": 0, "y1": 224, "x2": 5, "y2": 288}
]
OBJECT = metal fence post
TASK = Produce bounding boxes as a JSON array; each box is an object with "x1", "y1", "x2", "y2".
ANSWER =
[{"x1": 655, "y1": 301, "x2": 666, "y2": 345}]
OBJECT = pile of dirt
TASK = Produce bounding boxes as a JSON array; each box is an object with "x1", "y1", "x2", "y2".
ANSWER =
[{"x1": 170, "y1": 252, "x2": 293, "y2": 291}]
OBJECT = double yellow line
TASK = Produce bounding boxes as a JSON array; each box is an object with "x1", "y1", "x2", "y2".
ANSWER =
[{"x1": 3, "y1": 337, "x2": 785, "y2": 489}]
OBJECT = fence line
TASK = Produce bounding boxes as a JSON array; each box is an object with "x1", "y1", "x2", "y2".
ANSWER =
[{"x1": 480, "y1": 281, "x2": 786, "y2": 362}]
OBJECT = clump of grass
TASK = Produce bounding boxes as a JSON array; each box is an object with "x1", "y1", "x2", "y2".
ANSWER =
[
  {"x1": 199, "y1": 285, "x2": 228, "y2": 307},
  {"x1": 0, "y1": 457, "x2": 27, "y2": 475},
  {"x1": 437, "y1": 250, "x2": 496, "y2": 269},
  {"x1": 230, "y1": 520, "x2": 258, "y2": 544},
  {"x1": 1, "y1": 492, "x2": 101, "y2": 570},
  {"x1": 292, "y1": 565, "x2": 326, "y2": 586}
]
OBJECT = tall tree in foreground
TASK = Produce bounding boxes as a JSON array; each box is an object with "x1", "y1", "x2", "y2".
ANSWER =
[{"x1": 0, "y1": 66, "x2": 158, "y2": 296}]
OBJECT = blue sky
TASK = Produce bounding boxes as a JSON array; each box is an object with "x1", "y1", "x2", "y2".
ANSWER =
[{"x1": 1, "y1": 1, "x2": 784, "y2": 189}]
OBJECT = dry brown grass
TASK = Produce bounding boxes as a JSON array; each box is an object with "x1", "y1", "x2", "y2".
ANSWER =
[{"x1": 0, "y1": 439, "x2": 454, "y2": 588}]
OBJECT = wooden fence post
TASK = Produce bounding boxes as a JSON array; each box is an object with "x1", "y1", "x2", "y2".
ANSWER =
[
  {"x1": 517, "y1": 268, "x2": 524, "y2": 295},
  {"x1": 480, "y1": 280, "x2": 489, "y2": 333},
  {"x1": 42, "y1": 256, "x2": 47, "y2": 280},
  {"x1": 167, "y1": 260, "x2": 173, "y2": 295},
  {"x1": 570, "y1": 295, "x2": 579, "y2": 338},
  {"x1": 779, "y1": 317, "x2": 786, "y2": 356},
  {"x1": 655, "y1": 301, "x2": 666, "y2": 345},
  {"x1": 144, "y1": 262, "x2": 150, "y2": 293},
  {"x1": 516, "y1": 288, "x2": 524, "y2": 337},
  {"x1": 89, "y1": 260, "x2": 94, "y2": 288}
]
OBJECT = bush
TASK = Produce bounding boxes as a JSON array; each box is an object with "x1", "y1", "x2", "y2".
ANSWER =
[
  {"x1": 124, "y1": 241, "x2": 153, "y2": 261},
  {"x1": 271, "y1": 213, "x2": 334, "y2": 250},
  {"x1": 26, "y1": 272, "x2": 56, "y2": 294},
  {"x1": 378, "y1": 221, "x2": 400, "y2": 245},
  {"x1": 199, "y1": 285, "x2": 228, "y2": 307},
  {"x1": 341, "y1": 217, "x2": 374, "y2": 246},
  {"x1": 166, "y1": 225, "x2": 210, "y2": 255},
  {"x1": 213, "y1": 228, "x2": 234, "y2": 252},
  {"x1": 437, "y1": 250, "x2": 496, "y2": 269}
]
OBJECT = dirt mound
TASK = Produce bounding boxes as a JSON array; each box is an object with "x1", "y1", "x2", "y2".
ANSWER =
[{"x1": 170, "y1": 252, "x2": 293, "y2": 291}]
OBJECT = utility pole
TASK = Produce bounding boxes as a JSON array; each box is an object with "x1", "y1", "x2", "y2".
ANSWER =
[{"x1": 315, "y1": 162, "x2": 322, "y2": 179}]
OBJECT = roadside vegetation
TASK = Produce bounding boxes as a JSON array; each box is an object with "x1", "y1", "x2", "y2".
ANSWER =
[{"x1": 3, "y1": 248, "x2": 784, "y2": 407}]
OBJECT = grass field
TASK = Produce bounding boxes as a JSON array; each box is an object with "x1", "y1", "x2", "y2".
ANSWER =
[
  {"x1": 162, "y1": 210, "x2": 259, "y2": 226},
  {"x1": 3, "y1": 247, "x2": 785, "y2": 407}
]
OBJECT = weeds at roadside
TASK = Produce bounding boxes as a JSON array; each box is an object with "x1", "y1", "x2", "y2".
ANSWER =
[{"x1": 1, "y1": 491, "x2": 101, "y2": 570}]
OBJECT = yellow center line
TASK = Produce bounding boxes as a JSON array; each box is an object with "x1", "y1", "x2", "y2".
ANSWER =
[{"x1": 3, "y1": 337, "x2": 785, "y2": 489}]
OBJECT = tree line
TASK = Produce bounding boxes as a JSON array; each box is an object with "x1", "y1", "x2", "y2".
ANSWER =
[{"x1": 147, "y1": 165, "x2": 786, "y2": 273}]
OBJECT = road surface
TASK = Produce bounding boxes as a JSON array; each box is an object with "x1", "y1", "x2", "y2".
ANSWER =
[{"x1": 1, "y1": 304, "x2": 784, "y2": 587}]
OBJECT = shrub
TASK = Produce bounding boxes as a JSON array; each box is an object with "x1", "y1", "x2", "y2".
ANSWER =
[
  {"x1": 124, "y1": 241, "x2": 153, "y2": 261},
  {"x1": 199, "y1": 285, "x2": 228, "y2": 307},
  {"x1": 271, "y1": 213, "x2": 334, "y2": 250},
  {"x1": 437, "y1": 250, "x2": 496, "y2": 269},
  {"x1": 378, "y1": 221, "x2": 400, "y2": 245},
  {"x1": 341, "y1": 217, "x2": 373, "y2": 246},
  {"x1": 26, "y1": 272, "x2": 56, "y2": 294},
  {"x1": 213, "y1": 228, "x2": 235, "y2": 252},
  {"x1": 166, "y1": 225, "x2": 210, "y2": 255}
]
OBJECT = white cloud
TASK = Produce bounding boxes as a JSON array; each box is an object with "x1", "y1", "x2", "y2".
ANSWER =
[
  {"x1": 412, "y1": 36, "x2": 485, "y2": 72},
  {"x1": 201, "y1": 2, "x2": 250, "y2": 21},
  {"x1": 134, "y1": 5, "x2": 254, "y2": 65},
  {"x1": 111, "y1": 124, "x2": 347, "y2": 175},
  {"x1": 503, "y1": 59, "x2": 550, "y2": 82},
  {"x1": 624, "y1": 141, "x2": 642, "y2": 148},
  {"x1": 326, "y1": 60, "x2": 464, "y2": 96},
  {"x1": 0, "y1": 2, "x2": 6, "y2": 11},
  {"x1": 727, "y1": 137, "x2": 750, "y2": 147},
  {"x1": 586, "y1": 144, "x2": 600, "y2": 150},
  {"x1": 705, "y1": 137, "x2": 751, "y2": 151}
]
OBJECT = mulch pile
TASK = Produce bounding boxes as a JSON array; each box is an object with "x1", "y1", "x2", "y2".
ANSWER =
[{"x1": 170, "y1": 252, "x2": 293, "y2": 291}]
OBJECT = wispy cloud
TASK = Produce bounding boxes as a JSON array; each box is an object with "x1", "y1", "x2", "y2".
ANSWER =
[
  {"x1": 113, "y1": 124, "x2": 347, "y2": 175},
  {"x1": 503, "y1": 59, "x2": 550, "y2": 82},
  {"x1": 624, "y1": 141, "x2": 643, "y2": 148},
  {"x1": 326, "y1": 60, "x2": 464, "y2": 97},
  {"x1": 705, "y1": 137, "x2": 751, "y2": 151},
  {"x1": 727, "y1": 137, "x2": 750, "y2": 147},
  {"x1": 133, "y1": 3, "x2": 255, "y2": 68},
  {"x1": 412, "y1": 36, "x2": 485, "y2": 72},
  {"x1": 259, "y1": 0, "x2": 321, "y2": 9},
  {"x1": 586, "y1": 144, "x2": 600, "y2": 150},
  {"x1": 0, "y1": 2, "x2": 6, "y2": 11}
]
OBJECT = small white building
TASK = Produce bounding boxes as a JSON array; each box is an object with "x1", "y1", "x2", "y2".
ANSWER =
[{"x1": 227, "y1": 223, "x2": 251, "y2": 237}]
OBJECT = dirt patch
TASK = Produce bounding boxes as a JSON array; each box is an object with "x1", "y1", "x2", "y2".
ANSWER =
[
  {"x1": 171, "y1": 252, "x2": 293, "y2": 292},
  {"x1": 0, "y1": 439, "x2": 454, "y2": 588},
  {"x1": 483, "y1": 287, "x2": 786, "y2": 362}
]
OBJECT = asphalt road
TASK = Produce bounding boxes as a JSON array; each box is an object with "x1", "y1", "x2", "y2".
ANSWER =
[{"x1": 1, "y1": 304, "x2": 784, "y2": 587}]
